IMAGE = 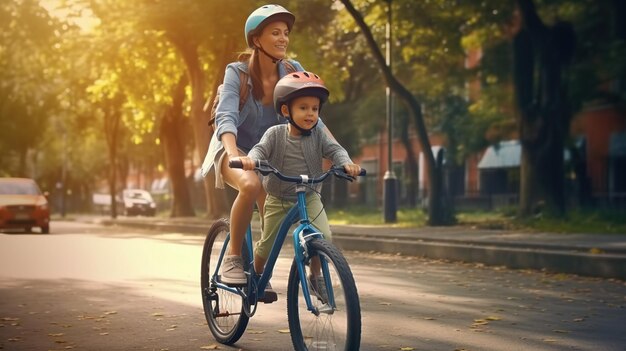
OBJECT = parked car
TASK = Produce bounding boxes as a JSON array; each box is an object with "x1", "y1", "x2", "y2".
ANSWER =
[
  {"x1": 122, "y1": 189, "x2": 156, "y2": 216},
  {"x1": 0, "y1": 178, "x2": 50, "y2": 233}
]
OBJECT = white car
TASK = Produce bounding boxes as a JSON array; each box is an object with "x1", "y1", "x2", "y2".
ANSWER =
[{"x1": 122, "y1": 189, "x2": 156, "y2": 216}]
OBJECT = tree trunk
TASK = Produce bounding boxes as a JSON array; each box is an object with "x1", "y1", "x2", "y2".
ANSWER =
[
  {"x1": 340, "y1": 0, "x2": 449, "y2": 225},
  {"x1": 103, "y1": 94, "x2": 124, "y2": 219},
  {"x1": 161, "y1": 74, "x2": 195, "y2": 217},
  {"x1": 514, "y1": 0, "x2": 575, "y2": 217},
  {"x1": 399, "y1": 114, "x2": 418, "y2": 207},
  {"x1": 169, "y1": 36, "x2": 231, "y2": 219}
]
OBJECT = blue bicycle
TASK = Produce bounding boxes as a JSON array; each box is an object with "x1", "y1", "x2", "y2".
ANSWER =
[{"x1": 201, "y1": 160, "x2": 364, "y2": 350}]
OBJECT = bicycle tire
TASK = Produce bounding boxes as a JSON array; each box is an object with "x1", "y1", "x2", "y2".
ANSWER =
[
  {"x1": 287, "y1": 238, "x2": 361, "y2": 351},
  {"x1": 200, "y1": 219, "x2": 250, "y2": 345}
]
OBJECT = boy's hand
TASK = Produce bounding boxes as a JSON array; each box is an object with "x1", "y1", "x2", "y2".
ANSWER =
[
  {"x1": 343, "y1": 163, "x2": 361, "y2": 177},
  {"x1": 233, "y1": 156, "x2": 256, "y2": 171}
]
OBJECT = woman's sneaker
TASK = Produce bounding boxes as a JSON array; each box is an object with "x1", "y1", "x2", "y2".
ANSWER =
[
  {"x1": 221, "y1": 255, "x2": 247, "y2": 286},
  {"x1": 257, "y1": 281, "x2": 278, "y2": 304},
  {"x1": 308, "y1": 275, "x2": 329, "y2": 304}
]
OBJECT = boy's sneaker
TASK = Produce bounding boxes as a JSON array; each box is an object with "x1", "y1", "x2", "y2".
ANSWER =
[
  {"x1": 257, "y1": 281, "x2": 278, "y2": 304},
  {"x1": 221, "y1": 255, "x2": 247, "y2": 286},
  {"x1": 309, "y1": 275, "x2": 329, "y2": 304}
]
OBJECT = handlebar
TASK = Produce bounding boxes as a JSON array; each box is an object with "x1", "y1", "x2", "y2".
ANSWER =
[{"x1": 228, "y1": 159, "x2": 366, "y2": 184}]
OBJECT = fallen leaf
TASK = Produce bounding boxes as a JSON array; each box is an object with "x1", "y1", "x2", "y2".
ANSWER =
[
  {"x1": 248, "y1": 330, "x2": 265, "y2": 334},
  {"x1": 400, "y1": 347, "x2": 415, "y2": 351},
  {"x1": 152, "y1": 312, "x2": 164, "y2": 317},
  {"x1": 200, "y1": 345, "x2": 219, "y2": 350},
  {"x1": 48, "y1": 333, "x2": 65, "y2": 337},
  {"x1": 553, "y1": 329, "x2": 570, "y2": 334},
  {"x1": 277, "y1": 329, "x2": 290, "y2": 334},
  {"x1": 379, "y1": 302, "x2": 392, "y2": 306},
  {"x1": 99, "y1": 332, "x2": 109, "y2": 336},
  {"x1": 104, "y1": 311, "x2": 117, "y2": 315},
  {"x1": 485, "y1": 316, "x2": 501, "y2": 321}
]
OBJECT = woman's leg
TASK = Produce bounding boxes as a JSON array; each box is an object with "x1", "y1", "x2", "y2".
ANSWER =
[{"x1": 221, "y1": 153, "x2": 262, "y2": 257}]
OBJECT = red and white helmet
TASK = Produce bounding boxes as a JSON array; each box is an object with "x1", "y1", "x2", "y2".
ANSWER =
[{"x1": 273, "y1": 71, "x2": 330, "y2": 116}]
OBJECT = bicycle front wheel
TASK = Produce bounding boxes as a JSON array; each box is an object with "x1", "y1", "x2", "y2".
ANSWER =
[
  {"x1": 287, "y1": 238, "x2": 361, "y2": 351},
  {"x1": 200, "y1": 219, "x2": 250, "y2": 345}
]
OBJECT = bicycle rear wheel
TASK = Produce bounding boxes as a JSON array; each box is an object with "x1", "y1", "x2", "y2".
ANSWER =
[
  {"x1": 287, "y1": 238, "x2": 361, "y2": 351},
  {"x1": 200, "y1": 219, "x2": 250, "y2": 345}
]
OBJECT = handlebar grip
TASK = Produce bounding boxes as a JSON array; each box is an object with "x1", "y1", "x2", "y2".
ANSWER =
[{"x1": 228, "y1": 159, "x2": 243, "y2": 169}]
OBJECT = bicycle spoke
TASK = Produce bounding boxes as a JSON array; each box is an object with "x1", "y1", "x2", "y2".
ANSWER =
[
  {"x1": 287, "y1": 239, "x2": 361, "y2": 351},
  {"x1": 201, "y1": 220, "x2": 250, "y2": 345}
]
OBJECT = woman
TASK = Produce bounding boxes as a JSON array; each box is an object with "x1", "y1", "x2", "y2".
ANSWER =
[{"x1": 200, "y1": 5, "x2": 328, "y2": 293}]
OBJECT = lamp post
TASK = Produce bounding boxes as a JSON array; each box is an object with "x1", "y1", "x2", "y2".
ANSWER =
[{"x1": 383, "y1": 0, "x2": 397, "y2": 223}]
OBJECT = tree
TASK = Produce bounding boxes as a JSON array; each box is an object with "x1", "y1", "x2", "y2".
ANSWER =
[
  {"x1": 0, "y1": 0, "x2": 63, "y2": 177},
  {"x1": 513, "y1": 0, "x2": 576, "y2": 216},
  {"x1": 160, "y1": 74, "x2": 195, "y2": 217},
  {"x1": 339, "y1": 0, "x2": 450, "y2": 225}
]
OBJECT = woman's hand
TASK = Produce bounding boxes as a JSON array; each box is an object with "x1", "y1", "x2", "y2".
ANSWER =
[{"x1": 343, "y1": 163, "x2": 362, "y2": 177}]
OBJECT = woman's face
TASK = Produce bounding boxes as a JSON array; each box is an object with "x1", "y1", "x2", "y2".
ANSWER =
[
  {"x1": 282, "y1": 96, "x2": 320, "y2": 135},
  {"x1": 254, "y1": 21, "x2": 290, "y2": 59}
]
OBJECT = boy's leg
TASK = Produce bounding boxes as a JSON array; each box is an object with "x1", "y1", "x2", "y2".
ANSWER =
[
  {"x1": 254, "y1": 195, "x2": 291, "y2": 273},
  {"x1": 307, "y1": 193, "x2": 332, "y2": 241},
  {"x1": 305, "y1": 194, "x2": 332, "y2": 303},
  {"x1": 254, "y1": 195, "x2": 290, "y2": 303}
]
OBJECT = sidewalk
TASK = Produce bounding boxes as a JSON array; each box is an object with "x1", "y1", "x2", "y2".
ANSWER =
[{"x1": 77, "y1": 215, "x2": 626, "y2": 280}]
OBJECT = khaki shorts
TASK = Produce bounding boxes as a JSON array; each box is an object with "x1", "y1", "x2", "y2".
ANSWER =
[{"x1": 255, "y1": 193, "x2": 332, "y2": 260}]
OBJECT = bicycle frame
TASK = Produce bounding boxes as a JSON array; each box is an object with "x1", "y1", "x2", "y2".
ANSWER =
[{"x1": 211, "y1": 183, "x2": 334, "y2": 315}]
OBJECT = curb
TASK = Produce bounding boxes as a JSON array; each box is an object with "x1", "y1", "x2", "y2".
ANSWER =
[
  {"x1": 96, "y1": 218, "x2": 626, "y2": 280},
  {"x1": 333, "y1": 236, "x2": 626, "y2": 280}
]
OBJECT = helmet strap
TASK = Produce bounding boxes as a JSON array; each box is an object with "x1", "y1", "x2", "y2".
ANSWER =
[
  {"x1": 256, "y1": 46, "x2": 281, "y2": 64},
  {"x1": 287, "y1": 117, "x2": 315, "y2": 136}
]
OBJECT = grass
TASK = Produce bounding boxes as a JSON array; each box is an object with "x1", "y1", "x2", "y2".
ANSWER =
[{"x1": 327, "y1": 206, "x2": 626, "y2": 234}]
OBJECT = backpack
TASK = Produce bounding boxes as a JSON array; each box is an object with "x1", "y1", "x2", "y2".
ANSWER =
[{"x1": 206, "y1": 60, "x2": 297, "y2": 135}]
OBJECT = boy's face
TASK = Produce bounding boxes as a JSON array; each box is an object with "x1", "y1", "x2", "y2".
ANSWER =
[{"x1": 282, "y1": 96, "x2": 320, "y2": 135}]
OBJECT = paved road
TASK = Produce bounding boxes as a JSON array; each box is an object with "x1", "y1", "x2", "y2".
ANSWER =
[
  {"x1": 1, "y1": 221, "x2": 625, "y2": 350},
  {"x1": 90, "y1": 215, "x2": 626, "y2": 280}
]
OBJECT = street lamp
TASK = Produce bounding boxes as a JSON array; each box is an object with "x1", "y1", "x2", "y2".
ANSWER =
[{"x1": 383, "y1": 0, "x2": 397, "y2": 223}]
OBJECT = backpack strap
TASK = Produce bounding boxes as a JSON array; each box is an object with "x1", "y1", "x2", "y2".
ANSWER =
[{"x1": 238, "y1": 70, "x2": 249, "y2": 111}]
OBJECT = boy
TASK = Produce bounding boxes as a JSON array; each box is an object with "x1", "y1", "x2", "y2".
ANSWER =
[{"x1": 234, "y1": 71, "x2": 361, "y2": 303}]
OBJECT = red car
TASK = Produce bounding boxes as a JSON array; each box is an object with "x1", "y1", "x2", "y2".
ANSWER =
[{"x1": 0, "y1": 178, "x2": 50, "y2": 234}]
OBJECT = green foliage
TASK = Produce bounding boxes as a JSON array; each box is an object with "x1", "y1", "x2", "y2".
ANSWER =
[
  {"x1": 0, "y1": 0, "x2": 65, "y2": 176},
  {"x1": 2, "y1": 0, "x2": 623, "y2": 214},
  {"x1": 327, "y1": 206, "x2": 428, "y2": 227},
  {"x1": 329, "y1": 206, "x2": 626, "y2": 234}
]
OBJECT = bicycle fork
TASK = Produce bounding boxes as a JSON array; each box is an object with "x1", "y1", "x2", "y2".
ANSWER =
[{"x1": 292, "y1": 186, "x2": 336, "y2": 316}]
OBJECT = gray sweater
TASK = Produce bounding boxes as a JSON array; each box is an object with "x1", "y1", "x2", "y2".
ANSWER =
[{"x1": 247, "y1": 124, "x2": 353, "y2": 200}]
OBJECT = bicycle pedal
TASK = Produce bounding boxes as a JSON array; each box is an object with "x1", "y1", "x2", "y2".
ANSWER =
[{"x1": 257, "y1": 291, "x2": 278, "y2": 304}]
